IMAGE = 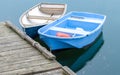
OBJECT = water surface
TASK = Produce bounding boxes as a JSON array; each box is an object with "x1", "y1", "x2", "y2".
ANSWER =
[{"x1": 0, "y1": 0, "x2": 120, "y2": 75}]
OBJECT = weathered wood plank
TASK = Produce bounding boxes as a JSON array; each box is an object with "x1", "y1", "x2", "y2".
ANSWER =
[
  {"x1": 0, "y1": 60, "x2": 61, "y2": 73},
  {"x1": 0, "y1": 26, "x2": 17, "y2": 37},
  {"x1": 0, "y1": 55, "x2": 47, "y2": 69},
  {"x1": 0, "y1": 48, "x2": 43, "y2": 65},
  {"x1": 0, "y1": 40, "x2": 28, "y2": 49},
  {"x1": 0, "y1": 58, "x2": 55, "y2": 73},
  {"x1": 0, "y1": 55, "x2": 44, "y2": 66},
  {"x1": 0, "y1": 35, "x2": 23, "y2": 44},
  {"x1": 0, "y1": 41, "x2": 28, "y2": 47},
  {"x1": 0, "y1": 51, "x2": 42, "y2": 66},
  {"x1": 0, "y1": 34, "x2": 20, "y2": 40},
  {"x1": 0, "y1": 47, "x2": 37, "y2": 56},
  {"x1": 0, "y1": 41, "x2": 29, "y2": 48},
  {"x1": 0, "y1": 43, "x2": 32, "y2": 52},
  {"x1": 20, "y1": 63, "x2": 61, "y2": 75},
  {"x1": 33, "y1": 69, "x2": 64, "y2": 75},
  {"x1": 0, "y1": 63, "x2": 61, "y2": 75}
]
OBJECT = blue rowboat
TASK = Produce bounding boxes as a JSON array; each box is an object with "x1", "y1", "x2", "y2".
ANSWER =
[
  {"x1": 38, "y1": 11, "x2": 106, "y2": 50},
  {"x1": 19, "y1": 3, "x2": 67, "y2": 38}
]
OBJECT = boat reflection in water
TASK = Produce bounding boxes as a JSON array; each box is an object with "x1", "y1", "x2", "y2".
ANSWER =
[{"x1": 52, "y1": 32, "x2": 104, "y2": 72}]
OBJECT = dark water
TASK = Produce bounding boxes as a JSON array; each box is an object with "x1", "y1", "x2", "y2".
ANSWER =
[{"x1": 0, "y1": 0, "x2": 120, "y2": 75}]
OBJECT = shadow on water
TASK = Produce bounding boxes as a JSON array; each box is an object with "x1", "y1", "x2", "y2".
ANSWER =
[
  {"x1": 35, "y1": 32, "x2": 104, "y2": 72},
  {"x1": 52, "y1": 32, "x2": 104, "y2": 72}
]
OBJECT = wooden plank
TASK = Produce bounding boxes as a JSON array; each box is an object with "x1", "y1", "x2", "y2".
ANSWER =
[
  {"x1": 0, "y1": 55, "x2": 45, "y2": 67},
  {"x1": 0, "y1": 31, "x2": 17, "y2": 37},
  {"x1": 0, "y1": 25, "x2": 13, "y2": 32},
  {"x1": 0, "y1": 58, "x2": 54, "y2": 73},
  {"x1": 0, "y1": 43, "x2": 32, "y2": 52},
  {"x1": 21, "y1": 63, "x2": 61, "y2": 75},
  {"x1": 0, "y1": 61, "x2": 61, "y2": 74},
  {"x1": 0, "y1": 35, "x2": 22, "y2": 43},
  {"x1": 0, "y1": 39, "x2": 26, "y2": 48},
  {"x1": 0, "y1": 25, "x2": 17, "y2": 37},
  {"x1": 0, "y1": 51, "x2": 42, "y2": 64},
  {"x1": 0, "y1": 63, "x2": 61, "y2": 75},
  {"x1": 0, "y1": 45, "x2": 41, "y2": 59},
  {"x1": 31, "y1": 69, "x2": 64, "y2": 75},
  {"x1": 0, "y1": 47, "x2": 37, "y2": 56},
  {"x1": 0, "y1": 41, "x2": 29, "y2": 49}
]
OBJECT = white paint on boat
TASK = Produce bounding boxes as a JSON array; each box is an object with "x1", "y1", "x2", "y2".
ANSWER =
[{"x1": 20, "y1": 3, "x2": 67, "y2": 28}]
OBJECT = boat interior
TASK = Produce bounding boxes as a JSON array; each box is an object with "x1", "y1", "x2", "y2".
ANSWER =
[
  {"x1": 21, "y1": 3, "x2": 66, "y2": 27},
  {"x1": 26, "y1": 3, "x2": 65, "y2": 23},
  {"x1": 42, "y1": 16, "x2": 102, "y2": 37}
]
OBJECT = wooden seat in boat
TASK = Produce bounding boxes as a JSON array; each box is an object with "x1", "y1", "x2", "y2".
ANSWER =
[
  {"x1": 27, "y1": 15, "x2": 57, "y2": 20},
  {"x1": 39, "y1": 3, "x2": 65, "y2": 15}
]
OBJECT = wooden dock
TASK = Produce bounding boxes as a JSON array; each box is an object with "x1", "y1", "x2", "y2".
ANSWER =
[{"x1": 0, "y1": 21, "x2": 76, "y2": 75}]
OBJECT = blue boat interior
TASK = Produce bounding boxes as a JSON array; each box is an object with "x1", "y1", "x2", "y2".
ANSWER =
[
  {"x1": 56, "y1": 19, "x2": 99, "y2": 31},
  {"x1": 38, "y1": 12, "x2": 105, "y2": 38},
  {"x1": 43, "y1": 18, "x2": 101, "y2": 37}
]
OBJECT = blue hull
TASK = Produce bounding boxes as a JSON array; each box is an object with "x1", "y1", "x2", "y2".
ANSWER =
[
  {"x1": 38, "y1": 11, "x2": 106, "y2": 50},
  {"x1": 24, "y1": 25, "x2": 44, "y2": 39},
  {"x1": 40, "y1": 28, "x2": 102, "y2": 50}
]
